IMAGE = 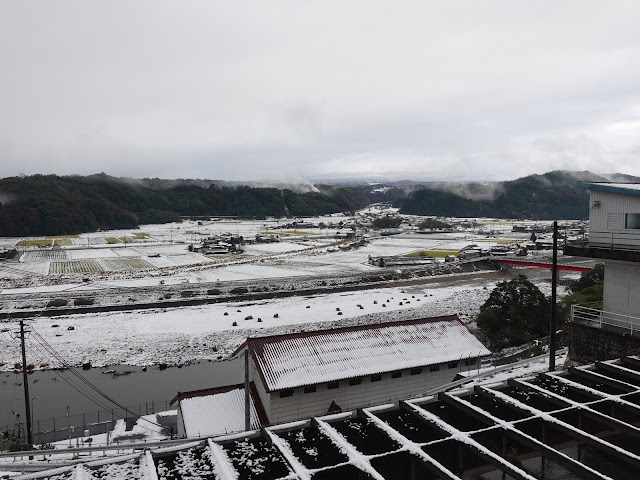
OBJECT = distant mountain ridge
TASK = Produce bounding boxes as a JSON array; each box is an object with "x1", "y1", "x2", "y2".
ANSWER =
[
  {"x1": 399, "y1": 170, "x2": 640, "y2": 220},
  {"x1": 0, "y1": 170, "x2": 637, "y2": 236}
]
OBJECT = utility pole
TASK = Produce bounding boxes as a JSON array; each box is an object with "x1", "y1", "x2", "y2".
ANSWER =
[
  {"x1": 244, "y1": 349, "x2": 250, "y2": 431},
  {"x1": 19, "y1": 321, "x2": 33, "y2": 452},
  {"x1": 549, "y1": 221, "x2": 558, "y2": 372}
]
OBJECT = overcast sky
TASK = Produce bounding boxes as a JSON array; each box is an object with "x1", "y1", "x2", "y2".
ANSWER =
[{"x1": 2, "y1": 1, "x2": 640, "y2": 183}]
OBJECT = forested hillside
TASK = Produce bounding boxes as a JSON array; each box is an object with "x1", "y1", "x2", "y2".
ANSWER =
[
  {"x1": 399, "y1": 170, "x2": 640, "y2": 220},
  {"x1": 0, "y1": 174, "x2": 370, "y2": 236},
  {"x1": 1, "y1": 170, "x2": 636, "y2": 236}
]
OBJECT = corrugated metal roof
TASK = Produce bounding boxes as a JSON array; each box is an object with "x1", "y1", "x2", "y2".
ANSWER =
[
  {"x1": 246, "y1": 315, "x2": 490, "y2": 392},
  {"x1": 578, "y1": 181, "x2": 640, "y2": 196},
  {"x1": 180, "y1": 383, "x2": 263, "y2": 438}
]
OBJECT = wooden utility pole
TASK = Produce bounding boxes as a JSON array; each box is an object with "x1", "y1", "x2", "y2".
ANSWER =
[
  {"x1": 20, "y1": 320, "x2": 33, "y2": 451},
  {"x1": 549, "y1": 222, "x2": 558, "y2": 372},
  {"x1": 244, "y1": 349, "x2": 250, "y2": 431}
]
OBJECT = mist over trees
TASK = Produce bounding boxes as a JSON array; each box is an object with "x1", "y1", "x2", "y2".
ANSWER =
[
  {"x1": 399, "y1": 170, "x2": 640, "y2": 220},
  {"x1": 1, "y1": 170, "x2": 637, "y2": 236},
  {"x1": 0, "y1": 174, "x2": 370, "y2": 236}
]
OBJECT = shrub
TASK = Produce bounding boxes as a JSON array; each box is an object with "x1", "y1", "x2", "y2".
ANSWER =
[
  {"x1": 46, "y1": 299, "x2": 68, "y2": 308},
  {"x1": 476, "y1": 275, "x2": 549, "y2": 350},
  {"x1": 73, "y1": 297, "x2": 94, "y2": 306}
]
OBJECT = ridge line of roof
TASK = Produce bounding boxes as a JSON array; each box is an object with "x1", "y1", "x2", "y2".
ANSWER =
[
  {"x1": 243, "y1": 314, "x2": 461, "y2": 347},
  {"x1": 171, "y1": 383, "x2": 247, "y2": 405},
  {"x1": 577, "y1": 182, "x2": 640, "y2": 197}
]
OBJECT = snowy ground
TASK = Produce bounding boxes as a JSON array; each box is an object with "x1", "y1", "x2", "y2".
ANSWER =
[
  {"x1": 0, "y1": 280, "x2": 496, "y2": 369},
  {"x1": 0, "y1": 268, "x2": 577, "y2": 371},
  {"x1": 0, "y1": 210, "x2": 531, "y2": 290},
  {"x1": 0, "y1": 212, "x2": 579, "y2": 371}
]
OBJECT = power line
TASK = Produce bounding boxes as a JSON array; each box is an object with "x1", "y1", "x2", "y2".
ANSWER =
[
  {"x1": 25, "y1": 337, "x2": 116, "y2": 414},
  {"x1": 28, "y1": 328, "x2": 168, "y2": 433}
]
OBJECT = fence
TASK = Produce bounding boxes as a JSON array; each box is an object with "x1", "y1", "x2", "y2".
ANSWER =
[
  {"x1": 568, "y1": 230, "x2": 640, "y2": 251},
  {"x1": 1, "y1": 399, "x2": 172, "y2": 449},
  {"x1": 571, "y1": 303, "x2": 640, "y2": 336}
]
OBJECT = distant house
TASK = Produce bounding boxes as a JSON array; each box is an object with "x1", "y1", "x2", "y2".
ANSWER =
[{"x1": 231, "y1": 315, "x2": 490, "y2": 426}]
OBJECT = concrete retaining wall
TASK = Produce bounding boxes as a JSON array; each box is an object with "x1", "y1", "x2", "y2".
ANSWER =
[{"x1": 570, "y1": 322, "x2": 640, "y2": 364}]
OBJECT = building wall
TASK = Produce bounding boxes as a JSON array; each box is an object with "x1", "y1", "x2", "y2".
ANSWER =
[
  {"x1": 238, "y1": 348, "x2": 271, "y2": 421},
  {"x1": 588, "y1": 190, "x2": 640, "y2": 248},
  {"x1": 176, "y1": 404, "x2": 185, "y2": 438},
  {"x1": 603, "y1": 260, "x2": 640, "y2": 317},
  {"x1": 570, "y1": 322, "x2": 640, "y2": 364},
  {"x1": 266, "y1": 360, "x2": 479, "y2": 425}
]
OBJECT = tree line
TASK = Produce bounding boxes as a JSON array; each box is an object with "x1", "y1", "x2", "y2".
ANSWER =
[
  {"x1": 398, "y1": 170, "x2": 640, "y2": 220},
  {"x1": 0, "y1": 174, "x2": 370, "y2": 236}
]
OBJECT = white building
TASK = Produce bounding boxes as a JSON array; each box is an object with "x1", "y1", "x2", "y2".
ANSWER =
[
  {"x1": 567, "y1": 182, "x2": 640, "y2": 328},
  {"x1": 172, "y1": 315, "x2": 490, "y2": 437},
  {"x1": 232, "y1": 314, "x2": 490, "y2": 425},
  {"x1": 170, "y1": 383, "x2": 268, "y2": 438}
]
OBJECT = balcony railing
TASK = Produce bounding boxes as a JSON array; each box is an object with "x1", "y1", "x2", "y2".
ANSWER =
[
  {"x1": 568, "y1": 230, "x2": 640, "y2": 251},
  {"x1": 571, "y1": 303, "x2": 640, "y2": 336}
]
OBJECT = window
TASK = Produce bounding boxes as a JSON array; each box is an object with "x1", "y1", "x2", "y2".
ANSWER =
[
  {"x1": 465, "y1": 358, "x2": 477, "y2": 366},
  {"x1": 279, "y1": 389, "x2": 294, "y2": 398},
  {"x1": 626, "y1": 213, "x2": 640, "y2": 229},
  {"x1": 327, "y1": 381, "x2": 339, "y2": 390},
  {"x1": 349, "y1": 377, "x2": 363, "y2": 386},
  {"x1": 448, "y1": 361, "x2": 458, "y2": 369},
  {"x1": 410, "y1": 367, "x2": 423, "y2": 376},
  {"x1": 391, "y1": 371, "x2": 402, "y2": 379},
  {"x1": 304, "y1": 385, "x2": 316, "y2": 394},
  {"x1": 430, "y1": 365, "x2": 440, "y2": 372},
  {"x1": 371, "y1": 374, "x2": 382, "y2": 382}
]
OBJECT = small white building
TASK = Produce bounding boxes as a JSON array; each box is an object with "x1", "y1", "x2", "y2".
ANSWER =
[
  {"x1": 232, "y1": 315, "x2": 490, "y2": 425},
  {"x1": 170, "y1": 383, "x2": 268, "y2": 439}
]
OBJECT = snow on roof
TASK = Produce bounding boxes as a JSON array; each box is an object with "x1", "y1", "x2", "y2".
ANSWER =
[
  {"x1": 579, "y1": 182, "x2": 640, "y2": 197},
  {"x1": 177, "y1": 383, "x2": 267, "y2": 438},
  {"x1": 241, "y1": 315, "x2": 490, "y2": 392}
]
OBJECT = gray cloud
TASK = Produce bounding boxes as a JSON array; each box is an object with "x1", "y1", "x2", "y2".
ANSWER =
[{"x1": 2, "y1": 1, "x2": 640, "y2": 182}]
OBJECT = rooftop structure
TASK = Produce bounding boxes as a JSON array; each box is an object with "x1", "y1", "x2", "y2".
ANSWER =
[{"x1": 17, "y1": 356, "x2": 640, "y2": 480}]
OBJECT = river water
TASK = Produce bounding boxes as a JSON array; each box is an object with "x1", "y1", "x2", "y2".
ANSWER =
[{"x1": 0, "y1": 358, "x2": 240, "y2": 431}]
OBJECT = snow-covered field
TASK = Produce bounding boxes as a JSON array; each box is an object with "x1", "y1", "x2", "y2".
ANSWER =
[
  {"x1": 0, "y1": 224, "x2": 502, "y2": 292},
  {"x1": 0, "y1": 212, "x2": 577, "y2": 371},
  {"x1": 0, "y1": 209, "x2": 531, "y2": 287},
  {"x1": 0, "y1": 268, "x2": 578, "y2": 371},
  {"x1": 0, "y1": 279, "x2": 498, "y2": 370}
]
